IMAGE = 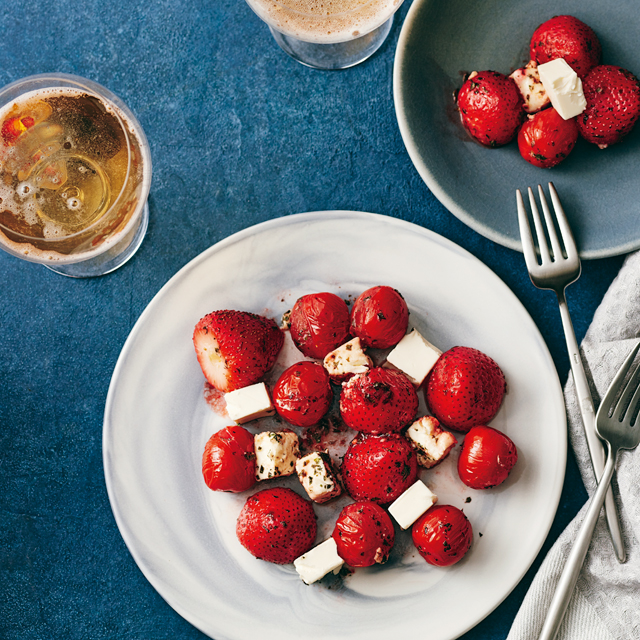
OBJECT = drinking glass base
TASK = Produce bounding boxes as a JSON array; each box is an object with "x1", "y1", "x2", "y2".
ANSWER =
[
  {"x1": 44, "y1": 201, "x2": 149, "y2": 278},
  {"x1": 269, "y1": 15, "x2": 393, "y2": 69}
]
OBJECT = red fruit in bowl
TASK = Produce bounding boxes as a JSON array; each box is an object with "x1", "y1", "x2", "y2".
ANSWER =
[
  {"x1": 273, "y1": 361, "x2": 333, "y2": 427},
  {"x1": 349, "y1": 285, "x2": 409, "y2": 348},
  {"x1": 457, "y1": 425, "x2": 518, "y2": 489},
  {"x1": 412, "y1": 505, "x2": 473, "y2": 567},
  {"x1": 236, "y1": 487, "x2": 317, "y2": 564},
  {"x1": 340, "y1": 367, "x2": 418, "y2": 435},
  {"x1": 518, "y1": 107, "x2": 579, "y2": 168},
  {"x1": 341, "y1": 433, "x2": 418, "y2": 505},
  {"x1": 202, "y1": 425, "x2": 257, "y2": 493},
  {"x1": 288, "y1": 292, "x2": 351, "y2": 359},
  {"x1": 425, "y1": 346, "x2": 506, "y2": 432},
  {"x1": 332, "y1": 502, "x2": 395, "y2": 567},
  {"x1": 530, "y1": 15, "x2": 601, "y2": 78},
  {"x1": 193, "y1": 310, "x2": 283, "y2": 392},
  {"x1": 577, "y1": 65, "x2": 640, "y2": 148},
  {"x1": 457, "y1": 71, "x2": 525, "y2": 147}
]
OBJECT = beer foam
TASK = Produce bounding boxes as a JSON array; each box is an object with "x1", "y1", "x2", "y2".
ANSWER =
[{"x1": 246, "y1": 0, "x2": 401, "y2": 43}]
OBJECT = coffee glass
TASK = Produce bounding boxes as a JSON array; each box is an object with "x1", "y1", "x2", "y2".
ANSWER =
[
  {"x1": 245, "y1": 0, "x2": 405, "y2": 69},
  {"x1": 0, "y1": 73, "x2": 152, "y2": 278}
]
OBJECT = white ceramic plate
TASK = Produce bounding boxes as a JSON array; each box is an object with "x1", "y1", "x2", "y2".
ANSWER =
[
  {"x1": 103, "y1": 211, "x2": 566, "y2": 640},
  {"x1": 394, "y1": 0, "x2": 640, "y2": 258}
]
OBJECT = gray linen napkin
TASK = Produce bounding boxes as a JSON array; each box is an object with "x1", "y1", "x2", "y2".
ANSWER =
[{"x1": 507, "y1": 250, "x2": 640, "y2": 640}]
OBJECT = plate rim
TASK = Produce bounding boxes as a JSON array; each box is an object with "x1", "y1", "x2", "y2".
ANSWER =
[{"x1": 103, "y1": 210, "x2": 567, "y2": 639}]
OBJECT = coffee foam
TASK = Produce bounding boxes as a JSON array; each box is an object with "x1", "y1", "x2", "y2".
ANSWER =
[{"x1": 246, "y1": 0, "x2": 401, "y2": 43}]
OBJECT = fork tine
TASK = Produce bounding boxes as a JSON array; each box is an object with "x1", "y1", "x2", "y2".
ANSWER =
[
  {"x1": 516, "y1": 189, "x2": 540, "y2": 269},
  {"x1": 537, "y1": 184, "x2": 564, "y2": 261},
  {"x1": 548, "y1": 183, "x2": 578, "y2": 260},
  {"x1": 600, "y1": 342, "x2": 640, "y2": 418},
  {"x1": 527, "y1": 187, "x2": 552, "y2": 264},
  {"x1": 612, "y1": 354, "x2": 640, "y2": 422}
]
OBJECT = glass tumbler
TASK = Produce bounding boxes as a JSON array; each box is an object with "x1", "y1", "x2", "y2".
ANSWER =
[
  {"x1": 245, "y1": 0, "x2": 405, "y2": 70},
  {"x1": 0, "y1": 73, "x2": 152, "y2": 277}
]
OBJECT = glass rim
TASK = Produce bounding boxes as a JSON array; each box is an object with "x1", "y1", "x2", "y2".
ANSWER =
[{"x1": 0, "y1": 72, "x2": 152, "y2": 248}]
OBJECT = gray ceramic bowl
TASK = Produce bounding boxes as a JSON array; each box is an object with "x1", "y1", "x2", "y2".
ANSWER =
[{"x1": 394, "y1": 0, "x2": 640, "y2": 258}]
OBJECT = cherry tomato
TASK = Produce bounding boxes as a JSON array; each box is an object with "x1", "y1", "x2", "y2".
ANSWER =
[
  {"x1": 202, "y1": 425, "x2": 257, "y2": 492},
  {"x1": 412, "y1": 505, "x2": 473, "y2": 567},
  {"x1": 332, "y1": 502, "x2": 395, "y2": 567},
  {"x1": 349, "y1": 286, "x2": 408, "y2": 349},
  {"x1": 517, "y1": 107, "x2": 578, "y2": 168},
  {"x1": 288, "y1": 292, "x2": 351, "y2": 359},
  {"x1": 273, "y1": 361, "x2": 333, "y2": 427},
  {"x1": 457, "y1": 425, "x2": 518, "y2": 489}
]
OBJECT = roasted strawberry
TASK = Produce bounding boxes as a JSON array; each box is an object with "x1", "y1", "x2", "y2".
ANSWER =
[
  {"x1": 193, "y1": 310, "x2": 284, "y2": 393},
  {"x1": 287, "y1": 292, "x2": 351, "y2": 360},
  {"x1": 341, "y1": 433, "x2": 418, "y2": 505},
  {"x1": 349, "y1": 285, "x2": 409, "y2": 349},
  {"x1": 412, "y1": 505, "x2": 473, "y2": 567},
  {"x1": 339, "y1": 367, "x2": 418, "y2": 435},
  {"x1": 458, "y1": 425, "x2": 518, "y2": 490},
  {"x1": 577, "y1": 65, "x2": 640, "y2": 148},
  {"x1": 518, "y1": 107, "x2": 579, "y2": 168},
  {"x1": 236, "y1": 487, "x2": 317, "y2": 564},
  {"x1": 332, "y1": 502, "x2": 395, "y2": 567},
  {"x1": 425, "y1": 346, "x2": 506, "y2": 433},
  {"x1": 273, "y1": 361, "x2": 333, "y2": 428},
  {"x1": 202, "y1": 426, "x2": 257, "y2": 493},
  {"x1": 457, "y1": 71, "x2": 525, "y2": 147},
  {"x1": 530, "y1": 15, "x2": 601, "y2": 78},
  {"x1": 1, "y1": 115, "x2": 35, "y2": 144}
]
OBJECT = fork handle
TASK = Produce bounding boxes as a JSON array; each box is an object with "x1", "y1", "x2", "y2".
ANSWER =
[
  {"x1": 538, "y1": 445, "x2": 617, "y2": 640},
  {"x1": 557, "y1": 291, "x2": 626, "y2": 563}
]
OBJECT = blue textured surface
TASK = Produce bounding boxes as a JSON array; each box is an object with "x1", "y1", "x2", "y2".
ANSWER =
[{"x1": 0, "y1": 1, "x2": 626, "y2": 639}]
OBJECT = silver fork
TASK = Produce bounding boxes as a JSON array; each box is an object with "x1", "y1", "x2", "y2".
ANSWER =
[
  {"x1": 516, "y1": 182, "x2": 625, "y2": 563},
  {"x1": 538, "y1": 341, "x2": 640, "y2": 640}
]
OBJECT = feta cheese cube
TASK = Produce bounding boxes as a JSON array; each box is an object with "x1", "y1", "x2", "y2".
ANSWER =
[
  {"x1": 296, "y1": 451, "x2": 342, "y2": 503},
  {"x1": 388, "y1": 480, "x2": 437, "y2": 530},
  {"x1": 537, "y1": 58, "x2": 587, "y2": 120},
  {"x1": 385, "y1": 329, "x2": 442, "y2": 386},
  {"x1": 254, "y1": 430, "x2": 300, "y2": 480},
  {"x1": 509, "y1": 61, "x2": 550, "y2": 113},
  {"x1": 405, "y1": 415, "x2": 457, "y2": 468},
  {"x1": 294, "y1": 537, "x2": 344, "y2": 585},
  {"x1": 323, "y1": 337, "x2": 372, "y2": 382},
  {"x1": 224, "y1": 382, "x2": 275, "y2": 424}
]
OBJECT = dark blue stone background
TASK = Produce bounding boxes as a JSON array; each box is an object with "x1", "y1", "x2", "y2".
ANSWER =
[{"x1": 0, "y1": 1, "x2": 626, "y2": 638}]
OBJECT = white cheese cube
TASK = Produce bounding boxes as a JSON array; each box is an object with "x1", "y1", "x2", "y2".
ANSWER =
[
  {"x1": 406, "y1": 415, "x2": 457, "y2": 468},
  {"x1": 385, "y1": 329, "x2": 442, "y2": 386},
  {"x1": 388, "y1": 480, "x2": 437, "y2": 530},
  {"x1": 537, "y1": 58, "x2": 586, "y2": 120},
  {"x1": 254, "y1": 430, "x2": 300, "y2": 480},
  {"x1": 224, "y1": 382, "x2": 275, "y2": 424},
  {"x1": 323, "y1": 337, "x2": 372, "y2": 382},
  {"x1": 294, "y1": 538, "x2": 344, "y2": 584},
  {"x1": 509, "y1": 61, "x2": 550, "y2": 113},
  {"x1": 296, "y1": 452, "x2": 342, "y2": 504}
]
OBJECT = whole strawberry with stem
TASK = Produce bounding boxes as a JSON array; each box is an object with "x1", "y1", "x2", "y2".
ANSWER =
[
  {"x1": 530, "y1": 15, "x2": 601, "y2": 78},
  {"x1": 236, "y1": 487, "x2": 317, "y2": 564},
  {"x1": 193, "y1": 310, "x2": 283, "y2": 392},
  {"x1": 340, "y1": 367, "x2": 418, "y2": 435},
  {"x1": 457, "y1": 71, "x2": 524, "y2": 147},
  {"x1": 341, "y1": 433, "x2": 418, "y2": 505},
  {"x1": 518, "y1": 107, "x2": 579, "y2": 168},
  {"x1": 425, "y1": 346, "x2": 506, "y2": 433},
  {"x1": 577, "y1": 65, "x2": 640, "y2": 148}
]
